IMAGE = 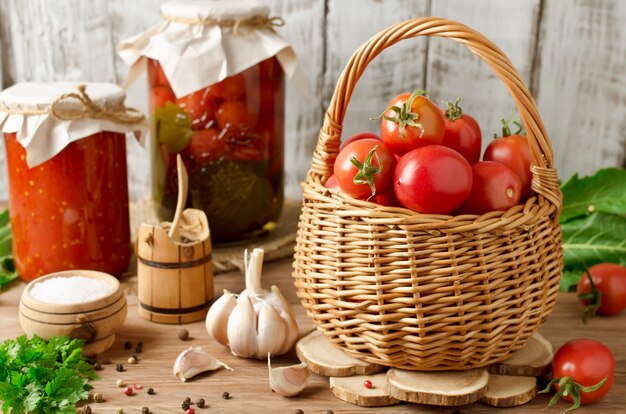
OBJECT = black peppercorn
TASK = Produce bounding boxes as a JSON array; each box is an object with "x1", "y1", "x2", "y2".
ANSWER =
[
  {"x1": 80, "y1": 406, "x2": 92, "y2": 414},
  {"x1": 135, "y1": 346, "x2": 143, "y2": 353},
  {"x1": 222, "y1": 391, "x2": 230, "y2": 400},
  {"x1": 147, "y1": 387, "x2": 155, "y2": 395},
  {"x1": 181, "y1": 401, "x2": 190, "y2": 410},
  {"x1": 195, "y1": 398, "x2": 205, "y2": 408},
  {"x1": 124, "y1": 340, "x2": 132, "y2": 349},
  {"x1": 138, "y1": 341, "x2": 144, "y2": 347},
  {"x1": 294, "y1": 410, "x2": 304, "y2": 414},
  {"x1": 178, "y1": 329, "x2": 190, "y2": 341},
  {"x1": 184, "y1": 397, "x2": 191, "y2": 404},
  {"x1": 116, "y1": 363, "x2": 124, "y2": 372},
  {"x1": 323, "y1": 411, "x2": 334, "y2": 414},
  {"x1": 142, "y1": 407, "x2": 150, "y2": 414},
  {"x1": 93, "y1": 362, "x2": 102, "y2": 371}
]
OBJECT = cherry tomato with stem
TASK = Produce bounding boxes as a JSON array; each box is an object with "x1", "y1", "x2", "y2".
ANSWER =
[
  {"x1": 441, "y1": 97, "x2": 482, "y2": 163},
  {"x1": 540, "y1": 339, "x2": 614, "y2": 411},
  {"x1": 394, "y1": 145, "x2": 472, "y2": 214},
  {"x1": 483, "y1": 115, "x2": 533, "y2": 201},
  {"x1": 334, "y1": 138, "x2": 396, "y2": 200},
  {"x1": 379, "y1": 90, "x2": 445, "y2": 156},
  {"x1": 457, "y1": 161, "x2": 522, "y2": 215},
  {"x1": 577, "y1": 263, "x2": 626, "y2": 320}
]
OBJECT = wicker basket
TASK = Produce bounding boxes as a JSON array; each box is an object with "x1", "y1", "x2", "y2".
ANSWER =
[{"x1": 293, "y1": 17, "x2": 563, "y2": 371}]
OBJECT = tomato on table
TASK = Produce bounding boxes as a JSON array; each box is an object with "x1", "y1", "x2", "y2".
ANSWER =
[
  {"x1": 379, "y1": 90, "x2": 445, "y2": 155},
  {"x1": 483, "y1": 117, "x2": 533, "y2": 200},
  {"x1": 457, "y1": 161, "x2": 522, "y2": 215},
  {"x1": 394, "y1": 145, "x2": 472, "y2": 214},
  {"x1": 441, "y1": 97, "x2": 482, "y2": 163},
  {"x1": 334, "y1": 138, "x2": 396, "y2": 200},
  {"x1": 577, "y1": 263, "x2": 626, "y2": 318},
  {"x1": 176, "y1": 88, "x2": 217, "y2": 130},
  {"x1": 543, "y1": 339, "x2": 614, "y2": 410}
]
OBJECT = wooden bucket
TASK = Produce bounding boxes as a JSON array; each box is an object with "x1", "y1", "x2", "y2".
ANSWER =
[{"x1": 136, "y1": 208, "x2": 213, "y2": 324}]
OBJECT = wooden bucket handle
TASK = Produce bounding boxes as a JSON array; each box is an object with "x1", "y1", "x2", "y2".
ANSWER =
[{"x1": 307, "y1": 17, "x2": 561, "y2": 209}]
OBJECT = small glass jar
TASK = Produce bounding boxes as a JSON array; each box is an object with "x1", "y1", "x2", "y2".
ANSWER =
[
  {"x1": 0, "y1": 82, "x2": 145, "y2": 281},
  {"x1": 119, "y1": 0, "x2": 295, "y2": 244},
  {"x1": 148, "y1": 57, "x2": 285, "y2": 243}
]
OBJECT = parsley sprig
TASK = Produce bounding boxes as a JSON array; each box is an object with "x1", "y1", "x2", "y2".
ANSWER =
[{"x1": 0, "y1": 336, "x2": 98, "y2": 414}]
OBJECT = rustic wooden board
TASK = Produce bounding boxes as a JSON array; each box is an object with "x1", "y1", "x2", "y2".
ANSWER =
[
  {"x1": 0, "y1": 259, "x2": 624, "y2": 413},
  {"x1": 533, "y1": 0, "x2": 626, "y2": 179}
]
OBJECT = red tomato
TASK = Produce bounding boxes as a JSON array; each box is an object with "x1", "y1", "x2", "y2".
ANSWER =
[
  {"x1": 441, "y1": 98, "x2": 482, "y2": 163},
  {"x1": 483, "y1": 119, "x2": 532, "y2": 200},
  {"x1": 380, "y1": 91, "x2": 445, "y2": 155},
  {"x1": 577, "y1": 263, "x2": 626, "y2": 316},
  {"x1": 150, "y1": 86, "x2": 176, "y2": 111},
  {"x1": 147, "y1": 58, "x2": 169, "y2": 87},
  {"x1": 394, "y1": 145, "x2": 472, "y2": 214},
  {"x1": 373, "y1": 188, "x2": 401, "y2": 207},
  {"x1": 216, "y1": 101, "x2": 259, "y2": 134},
  {"x1": 334, "y1": 138, "x2": 396, "y2": 199},
  {"x1": 340, "y1": 132, "x2": 381, "y2": 150},
  {"x1": 324, "y1": 174, "x2": 339, "y2": 189},
  {"x1": 184, "y1": 128, "x2": 228, "y2": 165},
  {"x1": 211, "y1": 72, "x2": 247, "y2": 101},
  {"x1": 458, "y1": 161, "x2": 522, "y2": 215},
  {"x1": 176, "y1": 88, "x2": 217, "y2": 130},
  {"x1": 228, "y1": 134, "x2": 269, "y2": 161},
  {"x1": 551, "y1": 339, "x2": 614, "y2": 406}
]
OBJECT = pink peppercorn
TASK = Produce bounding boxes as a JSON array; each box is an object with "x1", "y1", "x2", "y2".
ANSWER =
[
  {"x1": 363, "y1": 379, "x2": 373, "y2": 389},
  {"x1": 123, "y1": 386, "x2": 133, "y2": 396}
]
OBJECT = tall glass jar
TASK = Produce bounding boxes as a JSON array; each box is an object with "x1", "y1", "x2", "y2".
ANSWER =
[
  {"x1": 0, "y1": 82, "x2": 146, "y2": 281},
  {"x1": 119, "y1": 0, "x2": 296, "y2": 244}
]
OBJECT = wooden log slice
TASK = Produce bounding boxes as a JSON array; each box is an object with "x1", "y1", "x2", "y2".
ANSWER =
[
  {"x1": 489, "y1": 332, "x2": 553, "y2": 377},
  {"x1": 386, "y1": 368, "x2": 489, "y2": 406},
  {"x1": 480, "y1": 375, "x2": 538, "y2": 407},
  {"x1": 329, "y1": 373, "x2": 399, "y2": 407},
  {"x1": 296, "y1": 330, "x2": 384, "y2": 377}
]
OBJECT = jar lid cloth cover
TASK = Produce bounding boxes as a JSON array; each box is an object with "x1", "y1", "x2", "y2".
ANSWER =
[
  {"x1": 0, "y1": 82, "x2": 148, "y2": 167},
  {"x1": 118, "y1": 0, "x2": 306, "y2": 98}
]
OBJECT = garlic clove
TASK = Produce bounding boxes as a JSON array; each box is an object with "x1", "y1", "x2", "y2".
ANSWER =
[
  {"x1": 268, "y1": 354, "x2": 309, "y2": 397},
  {"x1": 257, "y1": 302, "x2": 286, "y2": 359},
  {"x1": 206, "y1": 289, "x2": 237, "y2": 346},
  {"x1": 173, "y1": 347, "x2": 233, "y2": 382},
  {"x1": 268, "y1": 285, "x2": 299, "y2": 355},
  {"x1": 227, "y1": 292, "x2": 258, "y2": 358}
]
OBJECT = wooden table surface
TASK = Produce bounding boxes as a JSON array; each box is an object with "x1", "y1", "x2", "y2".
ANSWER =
[{"x1": 1, "y1": 258, "x2": 624, "y2": 414}]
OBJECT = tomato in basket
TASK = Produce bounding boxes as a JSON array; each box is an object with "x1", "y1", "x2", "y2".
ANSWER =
[
  {"x1": 340, "y1": 131, "x2": 381, "y2": 150},
  {"x1": 379, "y1": 90, "x2": 445, "y2": 155},
  {"x1": 394, "y1": 145, "x2": 472, "y2": 214},
  {"x1": 457, "y1": 161, "x2": 522, "y2": 215},
  {"x1": 334, "y1": 138, "x2": 396, "y2": 199},
  {"x1": 441, "y1": 97, "x2": 482, "y2": 164},
  {"x1": 483, "y1": 117, "x2": 533, "y2": 201}
]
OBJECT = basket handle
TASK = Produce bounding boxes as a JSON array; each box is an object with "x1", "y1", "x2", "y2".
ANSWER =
[{"x1": 308, "y1": 17, "x2": 561, "y2": 209}]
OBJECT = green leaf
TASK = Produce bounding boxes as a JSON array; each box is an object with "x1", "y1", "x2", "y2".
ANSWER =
[
  {"x1": 560, "y1": 168, "x2": 626, "y2": 223},
  {"x1": 0, "y1": 257, "x2": 18, "y2": 288},
  {"x1": 154, "y1": 101, "x2": 193, "y2": 153},
  {"x1": 561, "y1": 212, "x2": 626, "y2": 271},
  {"x1": 560, "y1": 269, "x2": 583, "y2": 292}
]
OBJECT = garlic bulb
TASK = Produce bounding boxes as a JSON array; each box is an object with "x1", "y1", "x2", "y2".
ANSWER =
[
  {"x1": 205, "y1": 248, "x2": 299, "y2": 358},
  {"x1": 268, "y1": 354, "x2": 309, "y2": 397},
  {"x1": 173, "y1": 347, "x2": 233, "y2": 382}
]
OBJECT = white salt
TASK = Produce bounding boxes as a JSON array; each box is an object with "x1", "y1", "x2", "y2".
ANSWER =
[{"x1": 30, "y1": 276, "x2": 116, "y2": 304}]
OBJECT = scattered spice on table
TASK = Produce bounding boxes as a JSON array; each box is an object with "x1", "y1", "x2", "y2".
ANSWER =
[
  {"x1": 294, "y1": 410, "x2": 304, "y2": 414},
  {"x1": 222, "y1": 391, "x2": 230, "y2": 400},
  {"x1": 94, "y1": 361, "x2": 102, "y2": 371},
  {"x1": 363, "y1": 379, "x2": 373, "y2": 389},
  {"x1": 116, "y1": 408, "x2": 124, "y2": 414},
  {"x1": 128, "y1": 356, "x2": 137, "y2": 364},
  {"x1": 179, "y1": 329, "x2": 190, "y2": 341},
  {"x1": 136, "y1": 346, "x2": 143, "y2": 353},
  {"x1": 181, "y1": 401, "x2": 191, "y2": 410},
  {"x1": 116, "y1": 379, "x2": 125, "y2": 387},
  {"x1": 116, "y1": 363, "x2": 125, "y2": 372},
  {"x1": 183, "y1": 397, "x2": 191, "y2": 404},
  {"x1": 93, "y1": 392, "x2": 103, "y2": 402},
  {"x1": 147, "y1": 387, "x2": 156, "y2": 395},
  {"x1": 123, "y1": 386, "x2": 134, "y2": 396},
  {"x1": 142, "y1": 407, "x2": 150, "y2": 414},
  {"x1": 80, "y1": 406, "x2": 92, "y2": 414},
  {"x1": 124, "y1": 340, "x2": 132, "y2": 349},
  {"x1": 323, "y1": 411, "x2": 334, "y2": 414},
  {"x1": 133, "y1": 383, "x2": 143, "y2": 390},
  {"x1": 195, "y1": 398, "x2": 205, "y2": 408}
]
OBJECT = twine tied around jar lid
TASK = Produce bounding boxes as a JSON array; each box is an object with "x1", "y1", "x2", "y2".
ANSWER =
[
  {"x1": 0, "y1": 84, "x2": 145, "y2": 125},
  {"x1": 161, "y1": 14, "x2": 285, "y2": 35}
]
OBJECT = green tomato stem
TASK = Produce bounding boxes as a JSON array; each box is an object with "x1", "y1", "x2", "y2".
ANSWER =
[
  {"x1": 539, "y1": 376, "x2": 607, "y2": 413},
  {"x1": 350, "y1": 146, "x2": 383, "y2": 199}
]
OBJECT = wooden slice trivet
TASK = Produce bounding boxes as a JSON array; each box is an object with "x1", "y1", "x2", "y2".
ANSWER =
[
  {"x1": 296, "y1": 330, "x2": 384, "y2": 376},
  {"x1": 489, "y1": 332, "x2": 553, "y2": 377},
  {"x1": 480, "y1": 375, "x2": 538, "y2": 407},
  {"x1": 329, "y1": 373, "x2": 398, "y2": 407},
  {"x1": 386, "y1": 368, "x2": 489, "y2": 406}
]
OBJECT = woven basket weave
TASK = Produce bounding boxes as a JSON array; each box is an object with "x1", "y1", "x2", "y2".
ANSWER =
[{"x1": 293, "y1": 18, "x2": 563, "y2": 371}]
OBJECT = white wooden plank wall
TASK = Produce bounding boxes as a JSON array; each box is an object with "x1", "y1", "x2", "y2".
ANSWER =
[{"x1": 1, "y1": 0, "x2": 625, "y2": 203}]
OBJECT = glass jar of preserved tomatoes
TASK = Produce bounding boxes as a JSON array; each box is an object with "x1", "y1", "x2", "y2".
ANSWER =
[
  {"x1": 0, "y1": 82, "x2": 147, "y2": 281},
  {"x1": 119, "y1": 0, "x2": 298, "y2": 243}
]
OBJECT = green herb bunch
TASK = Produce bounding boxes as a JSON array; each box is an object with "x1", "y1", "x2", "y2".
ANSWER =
[{"x1": 0, "y1": 336, "x2": 98, "y2": 414}]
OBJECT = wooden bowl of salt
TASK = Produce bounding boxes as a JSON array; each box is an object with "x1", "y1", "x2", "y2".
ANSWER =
[{"x1": 19, "y1": 270, "x2": 127, "y2": 356}]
